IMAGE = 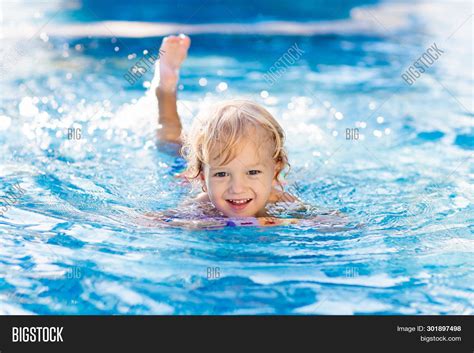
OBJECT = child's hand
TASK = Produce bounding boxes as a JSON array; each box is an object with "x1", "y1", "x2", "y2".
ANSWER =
[{"x1": 257, "y1": 217, "x2": 299, "y2": 227}]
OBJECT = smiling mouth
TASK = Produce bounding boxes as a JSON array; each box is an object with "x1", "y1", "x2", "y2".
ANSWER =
[{"x1": 226, "y1": 198, "x2": 253, "y2": 207}]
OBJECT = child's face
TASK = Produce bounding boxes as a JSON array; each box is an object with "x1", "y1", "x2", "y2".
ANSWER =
[{"x1": 201, "y1": 139, "x2": 280, "y2": 217}]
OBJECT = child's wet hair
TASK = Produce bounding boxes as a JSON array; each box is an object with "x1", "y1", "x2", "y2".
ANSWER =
[{"x1": 181, "y1": 99, "x2": 289, "y2": 184}]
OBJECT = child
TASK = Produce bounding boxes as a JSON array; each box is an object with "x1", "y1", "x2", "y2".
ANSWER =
[{"x1": 149, "y1": 34, "x2": 319, "y2": 229}]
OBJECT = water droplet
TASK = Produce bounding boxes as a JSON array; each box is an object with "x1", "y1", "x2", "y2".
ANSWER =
[
  {"x1": 199, "y1": 78, "x2": 208, "y2": 86},
  {"x1": 39, "y1": 32, "x2": 49, "y2": 42},
  {"x1": 260, "y1": 90, "x2": 269, "y2": 98},
  {"x1": 216, "y1": 82, "x2": 228, "y2": 92},
  {"x1": 334, "y1": 112, "x2": 344, "y2": 120},
  {"x1": 376, "y1": 116, "x2": 384, "y2": 124}
]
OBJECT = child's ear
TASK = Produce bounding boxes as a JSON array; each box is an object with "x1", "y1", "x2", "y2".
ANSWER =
[{"x1": 272, "y1": 160, "x2": 283, "y2": 186}]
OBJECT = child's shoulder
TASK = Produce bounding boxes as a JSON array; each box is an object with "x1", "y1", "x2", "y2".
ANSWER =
[
  {"x1": 268, "y1": 187, "x2": 298, "y2": 204},
  {"x1": 184, "y1": 193, "x2": 222, "y2": 217},
  {"x1": 194, "y1": 192, "x2": 211, "y2": 202}
]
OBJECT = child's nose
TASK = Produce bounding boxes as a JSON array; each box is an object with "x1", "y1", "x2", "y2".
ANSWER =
[{"x1": 229, "y1": 176, "x2": 247, "y2": 193}]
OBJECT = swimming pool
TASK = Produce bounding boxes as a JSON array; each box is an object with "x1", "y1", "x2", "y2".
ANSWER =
[{"x1": 0, "y1": 0, "x2": 472, "y2": 314}]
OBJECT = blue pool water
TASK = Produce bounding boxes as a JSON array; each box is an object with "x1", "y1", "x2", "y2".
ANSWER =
[{"x1": 0, "y1": 0, "x2": 472, "y2": 314}]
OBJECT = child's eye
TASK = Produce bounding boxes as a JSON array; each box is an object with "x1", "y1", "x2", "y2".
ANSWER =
[
  {"x1": 213, "y1": 172, "x2": 228, "y2": 177},
  {"x1": 248, "y1": 170, "x2": 262, "y2": 176}
]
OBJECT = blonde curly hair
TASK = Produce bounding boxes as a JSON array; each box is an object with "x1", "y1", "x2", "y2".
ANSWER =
[{"x1": 181, "y1": 99, "x2": 289, "y2": 185}]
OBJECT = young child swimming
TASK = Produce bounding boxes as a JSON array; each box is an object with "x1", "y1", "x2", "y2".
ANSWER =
[{"x1": 148, "y1": 34, "x2": 341, "y2": 229}]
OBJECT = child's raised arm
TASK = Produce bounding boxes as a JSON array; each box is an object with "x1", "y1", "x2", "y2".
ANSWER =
[{"x1": 154, "y1": 35, "x2": 191, "y2": 146}]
